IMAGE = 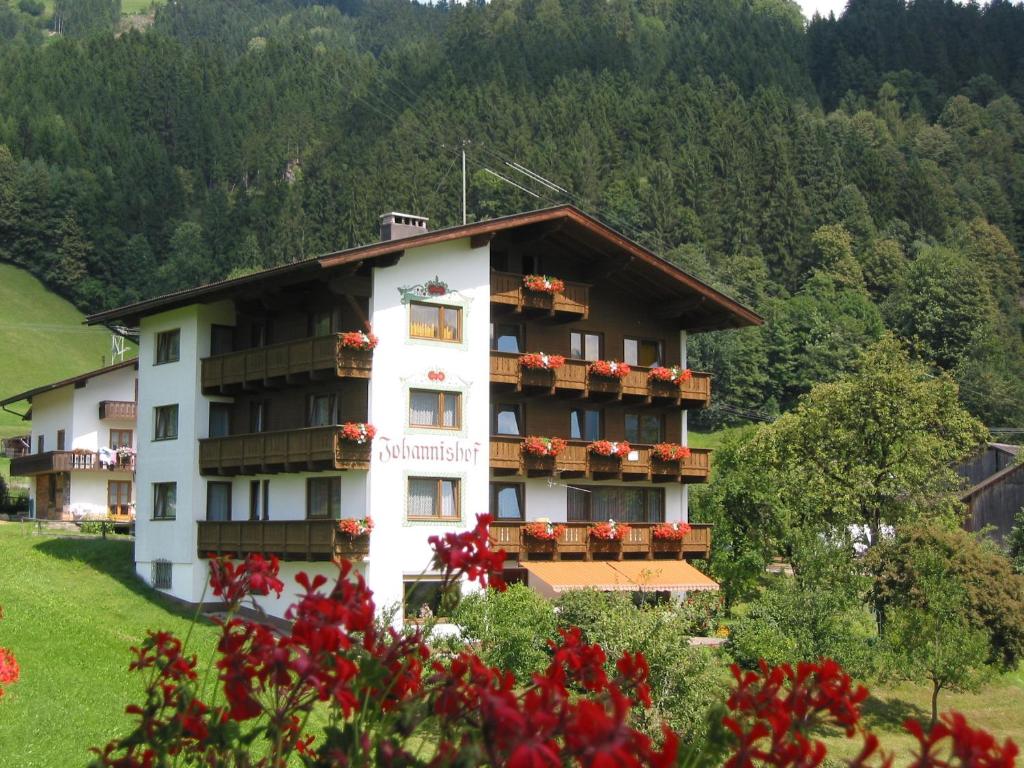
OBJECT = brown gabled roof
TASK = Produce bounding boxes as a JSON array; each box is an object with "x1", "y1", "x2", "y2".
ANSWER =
[
  {"x1": 0, "y1": 358, "x2": 138, "y2": 408},
  {"x1": 961, "y1": 459, "x2": 1024, "y2": 502},
  {"x1": 87, "y1": 205, "x2": 762, "y2": 330}
]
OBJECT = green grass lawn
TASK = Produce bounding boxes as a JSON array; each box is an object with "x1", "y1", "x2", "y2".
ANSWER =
[
  {"x1": 817, "y1": 673, "x2": 1024, "y2": 761},
  {"x1": 688, "y1": 424, "x2": 756, "y2": 452},
  {"x1": 0, "y1": 523, "x2": 219, "y2": 767}
]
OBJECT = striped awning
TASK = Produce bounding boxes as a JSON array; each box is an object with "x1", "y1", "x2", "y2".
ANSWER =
[{"x1": 522, "y1": 560, "x2": 718, "y2": 598}]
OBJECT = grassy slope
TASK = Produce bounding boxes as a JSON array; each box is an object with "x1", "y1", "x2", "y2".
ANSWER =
[
  {"x1": 0, "y1": 264, "x2": 132, "y2": 482},
  {"x1": 0, "y1": 524, "x2": 219, "y2": 767}
]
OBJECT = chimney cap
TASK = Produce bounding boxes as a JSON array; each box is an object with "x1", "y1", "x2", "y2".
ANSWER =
[{"x1": 379, "y1": 212, "x2": 429, "y2": 225}]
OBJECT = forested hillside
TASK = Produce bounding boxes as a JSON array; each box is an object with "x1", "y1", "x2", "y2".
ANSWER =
[{"x1": 0, "y1": 0, "x2": 1022, "y2": 426}]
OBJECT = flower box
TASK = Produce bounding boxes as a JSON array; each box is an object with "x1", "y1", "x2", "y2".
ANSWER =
[
  {"x1": 522, "y1": 274, "x2": 565, "y2": 294},
  {"x1": 590, "y1": 521, "x2": 631, "y2": 541},
  {"x1": 588, "y1": 360, "x2": 631, "y2": 380},
  {"x1": 588, "y1": 441, "x2": 631, "y2": 458},
  {"x1": 340, "y1": 423, "x2": 376, "y2": 444},
  {"x1": 648, "y1": 366, "x2": 692, "y2": 387},
  {"x1": 652, "y1": 522, "x2": 692, "y2": 541},
  {"x1": 337, "y1": 517, "x2": 374, "y2": 538},
  {"x1": 523, "y1": 521, "x2": 565, "y2": 541},
  {"x1": 339, "y1": 331, "x2": 379, "y2": 351},
  {"x1": 519, "y1": 353, "x2": 566, "y2": 371},
  {"x1": 651, "y1": 443, "x2": 691, "y2": 462},
  {"x1": 522, "y1": 436, "x2": 566, "y2": 457}
]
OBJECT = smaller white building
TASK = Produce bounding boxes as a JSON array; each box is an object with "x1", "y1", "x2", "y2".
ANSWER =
[{"x1": 1, "y1": 359, "x2": 139, "y2": 521}]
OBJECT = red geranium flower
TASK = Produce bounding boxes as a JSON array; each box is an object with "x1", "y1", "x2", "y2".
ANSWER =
[
  {"x1": 589, "y1": 360, "x2": 631, "y2": 379},
  {"x1": 588, "y1": 440, "x2": 631, "y2": 458},
  {"x1": 590, "y1": 521, "x2": 632, "y2": 541},
  {"x1": 340, "y1": 422, "x2": 376, "y2": 444},
  {"x1": 428, "y1": 514, "x2": 507, "y2": 591},
  {"x1": 652, "y1": 522, "x2": 692, "y2": 541},
  {"x1": 523, "y1": 436, "x2": 567, "y2": 457},
  {"x1": 651, "y1": 443, "x2": 691, "y2": 461},
  {"x1": 339, "y1": 331, "x2": 379, "y2": 350},
  {"x1": 520, "y1": 353, "x2": 566, "y2": 370},
  {"x1": 523, "y1": 521, "x2": 566, "y2": 541},
  {"x1": 523, "y1": 274, "x2": 566, "y2": 294}
]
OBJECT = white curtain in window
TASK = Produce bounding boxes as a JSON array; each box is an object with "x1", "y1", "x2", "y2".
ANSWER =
[
  {"x1": 207, "y1": 484, "x2": 231, "y2": 521},
  {"x1": 440, "y1": 480, "x2": 457, "y2": 517},
  {"x1": 308, "y1": 396, "x2": 334, "y2": 427},
  {"x1": 410, "y1": 392, "x2": 439, "y2": 426},
  {"x1": 408, "y1": 478, "x2": 437, "y2": 517},
  {"x1": 442, "y1": 394, "x2": 457, "y2": 427},
  {"x1": 496, "y1": 487, "x2": 521, "y2": 519}
]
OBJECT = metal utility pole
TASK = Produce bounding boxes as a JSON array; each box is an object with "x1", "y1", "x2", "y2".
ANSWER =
[{"x1": 461, "y1": 142, "x2": 467, "y2": 225}]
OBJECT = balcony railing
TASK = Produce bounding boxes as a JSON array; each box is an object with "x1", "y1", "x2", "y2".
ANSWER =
[
  {"x1": 197, "y1": 519, "x2": 370, "y2": 561},
  {"x1": 198, "y1": 426, "x2": 372, "y2": 476},
  {"x1": 490, "y1": 436, "x2": 710, "y2": 482},
  {"x1": 98, "y1": 400, "x2": 137, "y2": 420},
  {"x1": 490, "y1": 352, "x2": 711, "y2": 408},
  {"x1": 489, "y1": 521, "x2": 712, "y2": 561},
  {"x1": 490, "y1": 271, "x2": 590, "y2": 319},
  {"x1": 9, "y1": 450, "x2": 135, "y2": 476},
  {"x1": 201, "y1": 333, "x2": 373, "y2": 393}
]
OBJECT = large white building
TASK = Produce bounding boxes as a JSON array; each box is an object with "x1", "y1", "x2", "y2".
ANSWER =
[
  {"x1": 2, "y1": 360, "x2": 138, "y2": 522},
  {"x1": 85, "y1": 207, "x2": 760, "y2": 620}
]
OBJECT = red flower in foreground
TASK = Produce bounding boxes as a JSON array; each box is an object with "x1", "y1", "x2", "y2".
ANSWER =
[
  {"x1": 905, "y1": 713, "x2": 1019, "y2": 768},
  {"x1": 209, "y1": 553, "x2": 285, "y2": 606},
  {"x1": 0, "y1": 647, "x2": 19, "y2": 699},
  {"x1": 428, "y1": 514, "x2": 507, "y2": 591}
]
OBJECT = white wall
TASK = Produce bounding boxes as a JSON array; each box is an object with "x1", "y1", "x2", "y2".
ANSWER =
[
  {"x1": 70, "y1": 366, "x2": 137, "y2": 452},
  {"x1": 366, "y1": 238, "x2": 491, "y2": 615},
  {"x1": 134, "y1": 301, "x2": 235, "y2": 603},
  {"x1": 29, "y1": 387, "x2": 73, "y2": 454},
  {"x1": 208, "y1": 471, "x2": 368, "y2": 522}
]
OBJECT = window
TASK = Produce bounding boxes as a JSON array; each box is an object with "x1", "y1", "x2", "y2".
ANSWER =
[
  {"x1": 153, "y1": 483, "x2": 177, "y2": 520},
  {"x1": 207, "y1": 482, "x2": 232, "y2": 522},
  {"x1": 110, "y1": 429, "x2": 133, "y2": 449},
  {"x1": 250, "y1": 480, "x2": 269, "y2": 521},
  {"x1": 490, "y1": 323, "x2": 522, "y2": 353},
  {"x1": 624, "y1": 337, "x2": 663, "y2": 368},
  {"x1": 56, "y1": 429, "x2": 65, "y2": 451},
  {"x1": 624, "y1": 413, "x2": 663, "y2": 444},
  {"x1": 107, "y1": 480, "x2": 132, "y2": 515},
  {"x1": 307, "y1": 477, "x2": 341, "y2": 519},
  {"x1": 210, "y1": 325, "x2": 234, "y2": 356},
  {"x1": 37, "y1": 435, "x2": 44, "y2": 453},
  {"x1": 492, "y1": 403, "x2": 522, "y2": 436},
  {"x1": 154, "y1": 405, "x2": 179, "y2": 440},
  {"x1": 209, "y1": 404, "x2": 232, "y2": 439},
  {"x1": 155, "y1": 329, "x2": 181, "y2": 364},
  {"x1": 409, "y1": 302, "x2": 461, "y2": 342},
  {"x1": 567, "y1": 485, "x2": 664, "y2": 523},
  {"x1": 251, "y1": 321, "x2": 268, "y2": 348},
  {"x1": 407, "y1": 477, "x2": 459, "y2": 520},
  {"x1": 249, "y1": 401, "x2": 268, "y2": 433},
  {"x1": 570, "y1": 331, "x2": 602, "y2": 361},
  {"x1": 152, "y1": 561, "x2": 172, "y2": 590},
  {"x1": 570, "y1": 408, "x2": 602, "y2": 441},
  {"x1": 307, "y1": 394, "x2": 336, "y2": 427},
  {"x1": 490, "y1": 483, "x2": 524, "y2": 520},
  {"x1": 309, "y1": 309, "x2": 334, "y2": 337},
  {"x1": 403, "y1": 578, "x2": 447, "y2": 622},
  {"x1": 409, "y1": 390, "x2": 461, "y2": 429}
]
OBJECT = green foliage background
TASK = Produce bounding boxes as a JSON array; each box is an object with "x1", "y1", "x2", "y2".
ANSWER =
[{"x1": 0, "y1": 0, "x2": 1022, "y2": 424}]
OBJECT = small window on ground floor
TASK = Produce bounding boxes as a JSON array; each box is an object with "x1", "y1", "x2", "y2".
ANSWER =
[
  {"x1": 403, "y1": 578, "x2": 448, "y2": 622},
  {"x1": 153, "y1": 560, "x2": 172, "y2": 589},
  {"x1": 107, "y1": 480, "x2": 132, "y2": 515}
]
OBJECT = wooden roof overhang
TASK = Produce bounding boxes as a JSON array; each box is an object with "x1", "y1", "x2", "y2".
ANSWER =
[{"x1": 87, "y1": 206, "x2": 761, "y2": 332}]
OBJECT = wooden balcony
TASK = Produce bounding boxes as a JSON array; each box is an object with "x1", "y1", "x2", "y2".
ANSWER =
[
  {"x1": 99, "y1": 400, "x2": 137, "y2": 420},
  {"x1": 10, "y1": 450, "x2": 135, "y2": 476},
  {"x1": 199, "y1": 426, "x2": 372, "y2": 476},
  {"x1": 490, "y1": 271, "x2": 590, "y2": 319},
  {"x1": 489, "y1": 522, "x2": 712, "y2": 561},
  {"x1": 490, "y1": 352, "x2": 711, "y2": 408},
  {"x1": 490, "y1": 436, "x2": 710, "y2": 483},
  {"x1": 200, "y1": 333, "x2": 373, "y2": 393},
  {"x1": 196, "y1": 519, "x2": 370, "y2": 561}
]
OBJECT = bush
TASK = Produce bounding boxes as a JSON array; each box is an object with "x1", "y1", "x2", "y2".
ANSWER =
[
  {"x1": 555, "y1": 589, "x2": 730, "y2": 741},
  {"x1": 726, "y1": 576, "x2": 876, "y2": 678},
  {"x1": 451, "y1": 584, "x2": 557, "y2": 683},
  {"x1": 866, "y1": 523, "x2": 1024, "y2": 668},
  {"x1": 17, "y1": 0, "x2": 44, "y2": 16}
]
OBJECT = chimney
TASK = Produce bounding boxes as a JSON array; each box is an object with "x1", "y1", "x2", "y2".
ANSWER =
[{"x1": 379, "y1": 212, "x2": 429, "y2": 241}]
